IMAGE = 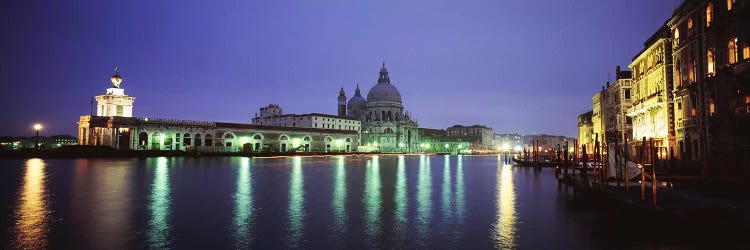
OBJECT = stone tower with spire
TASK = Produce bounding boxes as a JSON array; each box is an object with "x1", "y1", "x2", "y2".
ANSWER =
[
  {"x1": 95, "y1": 67, "x2": 135, "y2": 117},
  {"x1": 337, "y1": 87, "x2": 347, "y2": 117}
]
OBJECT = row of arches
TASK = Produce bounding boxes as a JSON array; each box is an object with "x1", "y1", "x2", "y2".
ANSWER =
[{"x1": 135, "y1": 131, "x2": 354, "y2": 152}]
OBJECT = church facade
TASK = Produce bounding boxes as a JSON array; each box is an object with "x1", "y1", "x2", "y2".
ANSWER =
[{"x1": 338, "y1": 64, "x2": 419, "y2": 153}]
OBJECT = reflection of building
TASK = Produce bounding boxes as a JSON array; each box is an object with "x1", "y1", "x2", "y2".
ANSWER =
[
  {"x1": 628, "y1": 25, "x2": 675, "y2": 156},
  {"x1": 446, "y1": 125, "x2": 494, "y2": 151},
  {"x1": 77, "y1": 69, "x2": 358, "y2": 153},
  {"x1": 602, "y1": 66, "x2": 634, "y2": 145},
  {"x1": 251, "y1": 105, "x2": 361, "y2": 131},
  {"x1": 577, "y1": 111, "x2": 594, "y2": 153},
  {"x1": 341, "y1": 64, "x2": 419, "y2": 153}
]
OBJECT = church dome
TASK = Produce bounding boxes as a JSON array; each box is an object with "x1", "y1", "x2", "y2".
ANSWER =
[
  {"x1": 366, "y1": 63, "x2": 402, "y2": 102},
  {"x1": 367, "y1": 83, "x2": 402, "y2": 102},
  {"x1": 348, "y1": 84, "x2": 366, "y2": 114}
]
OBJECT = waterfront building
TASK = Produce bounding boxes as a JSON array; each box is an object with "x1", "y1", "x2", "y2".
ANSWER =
[
  {"x1": 446, "y1": 125, "x2": 495, "y2": 151},
  {"x1": 523, "y1": 134, "x2": 575, "y2": 152},
  {"x1": 602, "y1": 66, "x2": 634, "y2": 145},
  {"x1": 577, "y1": 110, "x2": 594, "y2": 154},
  {"x1": 0, "y1": 135, "x2": 77, "y2": 150},
  {"x1": 417, "y1": 128, "x2": 470, "y2": 154},
  {"x1": 591, "y1": 92, "x2": 604, "y2": 147},
  {"x1": 251, "y1": 104, "x2": 361, "y2": 131},
  {"x1": 494, "y1": 133, "x2": 522, "y2": 152},
  {"x1": 342, "y1": 64, "x2": 419, "y2": 153},
  {"x1": 77, "y1": 69, "x2": 359, "y2": 153},
  {"x1": 687, "y1": 0, "x2": 750, "y2": 175},
  {"x1": 669, "y1": 0, "x2": 708, "y2": 162},
  {"x1": 628, "y1": 26, "x2": 676, "y2": 158}
]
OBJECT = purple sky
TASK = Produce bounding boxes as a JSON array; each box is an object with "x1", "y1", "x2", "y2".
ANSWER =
[{"x1": 1, "y1": 0, "x2": 681, "y2": 137}]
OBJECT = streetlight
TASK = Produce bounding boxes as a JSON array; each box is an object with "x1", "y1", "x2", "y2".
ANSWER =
[{"x1": 33, "y1": 123, "x2": 42, "y2": 150}]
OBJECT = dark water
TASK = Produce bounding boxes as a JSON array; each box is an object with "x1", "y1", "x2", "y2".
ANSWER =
[{"x1": 0, "y1": 155, "x2": 727, "y2": 249}]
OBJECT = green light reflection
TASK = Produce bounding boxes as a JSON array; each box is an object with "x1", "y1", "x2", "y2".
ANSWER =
[
  {"x1": 364, "y1": 155, "x2": 382, "y2": 241},
  {"x1": 417, "y1": 155, "x2": 432, "y2": 243},
  {"x1": 233, "y1": 157, "x2": 253, "y2": 248},
  {"x1": 441, "y1": 155, "x2": 452, "y2": 223},
  {"x1": 455, "y1": 155, "x2": 465, "y2": 220},
  {"x1": 288, "y1": 157, "x2": 304, "y2": 248},
  {"x1": 148, "y1": 157, "x2": 172, "y2": 249},
  {"x1": 394, "y1": 156, "x2": 407, "y2": 237},
  {"x1": 332, "y1": 156, "x2": 346, "y2": 238}
]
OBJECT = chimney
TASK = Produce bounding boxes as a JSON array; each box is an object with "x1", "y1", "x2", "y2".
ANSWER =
[
  {"x1": 602, "y1": 86, "x2": 605, "y2": 92},
  {"x1": 606, "y1": 81, "x2": 610, "y2": 88},
  {"x1": 616, "y1": 65, "x2": 621, "y2": 79}
]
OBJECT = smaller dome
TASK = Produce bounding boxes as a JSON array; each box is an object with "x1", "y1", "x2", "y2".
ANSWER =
[{"x1": 347, "y1": 84, "x2": 366, "y2": 116}]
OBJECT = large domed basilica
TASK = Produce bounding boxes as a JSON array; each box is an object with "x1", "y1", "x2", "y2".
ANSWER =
[{"x1": 337, "y1": 64, "x2": 419, "y2": 152}]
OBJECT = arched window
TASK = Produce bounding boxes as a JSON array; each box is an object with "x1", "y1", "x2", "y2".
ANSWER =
[
  {"x1": 687, "y1": 18, "x2": 693, "y2": 30},
  {"x1": 224, "y1": 133, "x2": 234, "y2": 139},
  {"x1": 183, "y1": 133, "x2": 192, "y2": 146},
  {"x1": 195, "y1": 134, "x2": 202, "y2": 146},
  {"x1": 151, "y1": 132, "x2": 160, "y2": 150},
  {"x1": 387, "y1": 111, "x2": 392, "y2": 121},
  {"x1": 706, "y1": 3, "x2": 713, "y2": 27},
  {"x1": 381, "y1": 110, "x2": 387, "y2": 121},
  {"x1": 205, "y1": 134, "x2": 213, "y2": 146},
  {"x1": 253, "y1": 134, "x2": 262, "y2": 140},
  {"x1": 727, "y1": 0, "x2": 734, "y2": 11},
  {"x1": 674, "y1": 29, "x2": 680, "y2": 46},
  {"x1": 345, "y1": 138, "x2": 351, "y2": 143},
  {"x1": 280, "y1": 135, "x2": 288, "y2": 141},
  {"x1": 707, "y1": 49, "x2": 716, "y2": 76},
  {"x1": 675, "y1": 59, "x2": 682, "y2": 87},
  {"x1": 744, "y1": 45, "x2": 750, "y2": 60},
  {"x1": 729, "y1": 38, "x2": 738, "y2": 64},
  {"x1": 138, "y1": 132, "x2": 148, "y2": 149},
  {"x1": 384, "y1": 128, "x2": 394, "y2": 133},
  {"x1": 325, "y1": 137, "x2": 332, "y2": 142},
  {"x1": 303, "y1": 136, "x2": 311, "y2": 141}
]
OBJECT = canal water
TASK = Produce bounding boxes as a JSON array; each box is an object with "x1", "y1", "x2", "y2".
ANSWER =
[{"x1": 0, "y1": 155, "x2": 735, "y2": 249}]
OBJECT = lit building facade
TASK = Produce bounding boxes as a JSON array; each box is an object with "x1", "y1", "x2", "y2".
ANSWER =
[
  {"x1": 591, "y1": 92, "x2": 604, "y2": 147},
  {"x1": 446, "y1": 125, "x2": 495, "y2": 151},
  {"x1": 78, "y1": 69, "x2": 359, "y2": 153},
  {"x1": 602, "y1": 66, "x2": 634, "y2": 145},
  {"x1": 494, "y1": 133, "x2": 522, "y2": 152},
  {"x1": 251, "y1": 105, "x2": 361, "y2": 131},
  {"x1": 628, "y1": 26, "x2": 676, "y2": 156},
  {"x1": 417, "y1": 128, "x2": 470, "y2": 154},
  {"x1": 577, "y1": 110, "x2": 594, "y2": 153}
]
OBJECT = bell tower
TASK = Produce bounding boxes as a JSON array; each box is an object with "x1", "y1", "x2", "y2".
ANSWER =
[
  {"x1": 95, "y1": 67, "x2": 135, "y2": 117},
  {"x1": 338, "y1": 86, "x2": 347, "y2": 117}
]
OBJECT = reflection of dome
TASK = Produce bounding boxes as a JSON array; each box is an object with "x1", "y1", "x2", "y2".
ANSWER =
[
  {"x1": 348, "y1": 84, "x2": 366, "y2": 115},
  {"x1": 366, "y1": 64, "x2": 402, "y2": 102}
]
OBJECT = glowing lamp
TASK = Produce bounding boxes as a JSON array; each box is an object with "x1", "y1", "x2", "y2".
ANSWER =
[{"x1": 33, "y1": 124, "x2": 42, "y2": 131}]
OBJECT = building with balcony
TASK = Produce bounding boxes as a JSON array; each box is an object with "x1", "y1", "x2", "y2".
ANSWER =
[{"x1": 628, "y1": 25, "x2": 676, "y2": 158}]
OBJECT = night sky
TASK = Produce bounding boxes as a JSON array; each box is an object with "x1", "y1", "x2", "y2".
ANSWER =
[{"x1": 1, "y1": 0, "x2": 681, "y2": 137}]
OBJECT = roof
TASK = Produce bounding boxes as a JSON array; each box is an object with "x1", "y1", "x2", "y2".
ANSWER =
[
  {"x1": 447, "y1": 124, "x2": 493, "y2": 130},
  {"x1": 216, "y1": 122, "x2": 359, "y2": 135},
  {"x1": 255, "y1": 113, "x2": 360, "y2": 121}
]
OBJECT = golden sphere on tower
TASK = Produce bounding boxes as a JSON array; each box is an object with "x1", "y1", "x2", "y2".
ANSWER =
[{"x1": 111, "y1": 66, "x2": 123, "y2": 88}]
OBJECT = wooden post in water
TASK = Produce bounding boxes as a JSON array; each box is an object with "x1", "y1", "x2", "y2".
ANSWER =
[
  {"x1": 582, "y1": 145, "x2": 589, "y2": 187},
  {"x1": 625, "y1": 137, "x2": 629, "y2": 193},
  {"x1": 615, "y1": 140, "x2": 620, "y2": 187},
  {"x1": 650, "y1": 138, "x2": 657, "y2": 206},
  {"x1": 594, "y1": 134, "x2": 600, "y2": 183},
  {"x1": 640, "y1": 137, "x2": 646, "y2": 201}
]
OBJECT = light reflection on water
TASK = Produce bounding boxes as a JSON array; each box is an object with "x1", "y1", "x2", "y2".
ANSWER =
[
  {"x1": 288, "y1": 157, "x2": 304, "y2": 248},
  {"x1": 364, "y1": 155, "x2": 382, "y2": 245},
  {"x1": 332, "y1": 156, "x2": 346, "y2": 242},
  {"x1": 0, "y1": 155, "x2": 689, "y2": 249},
  {"x1": 148, "y1": 157, "x2": 172, "y2": 249},
  {"x1": 417, "y1": 155, "x2": 432, "y2": 247},
  {"x1": 493, "y1": 158, "x2": 518, "y2": 248},
  {"x1": 233, "y1": 157, "x2": 253, "y2": 248},
  {"x1": 13, "y1": 158, "x2": 50, "y2": 249}
]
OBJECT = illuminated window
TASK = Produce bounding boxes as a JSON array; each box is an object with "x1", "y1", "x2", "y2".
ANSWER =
[
  {"x1": 709, "y1": 99, "x2": 715, "y2": 116},
  {"x1": 745, "y1": 96, "x2": 750, "y2": 104},
  {"x1": 707, "y1": 49, "x2": 716, "y2": 76},
  {"x1": 706, "y1": 3, "x2": 714, "y2": 27},
  {"x1": 687, "y1": 18, "x2": 693, "y2": 30},
  {"x1": 675, "y1": 60, "x2": 682, "y2": 87},
  {"x1": 674, "y1": 29, "x2": 680, "y2": 46},
  {"x1": 692, "y1": 108, "x2": 697, "y2": 117},
  {"x1": 689, "y1": 60, "x2": 696, "y2": 83},
  {"x1": 729, "y1": 38, "x2": 738, "y2": 64},
  {"x1": 727, "y1": 0, "x2": 734, "y2": 11},
  {"x1": 744, "y1": 45, "x2": 750, "y2": 60}
]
